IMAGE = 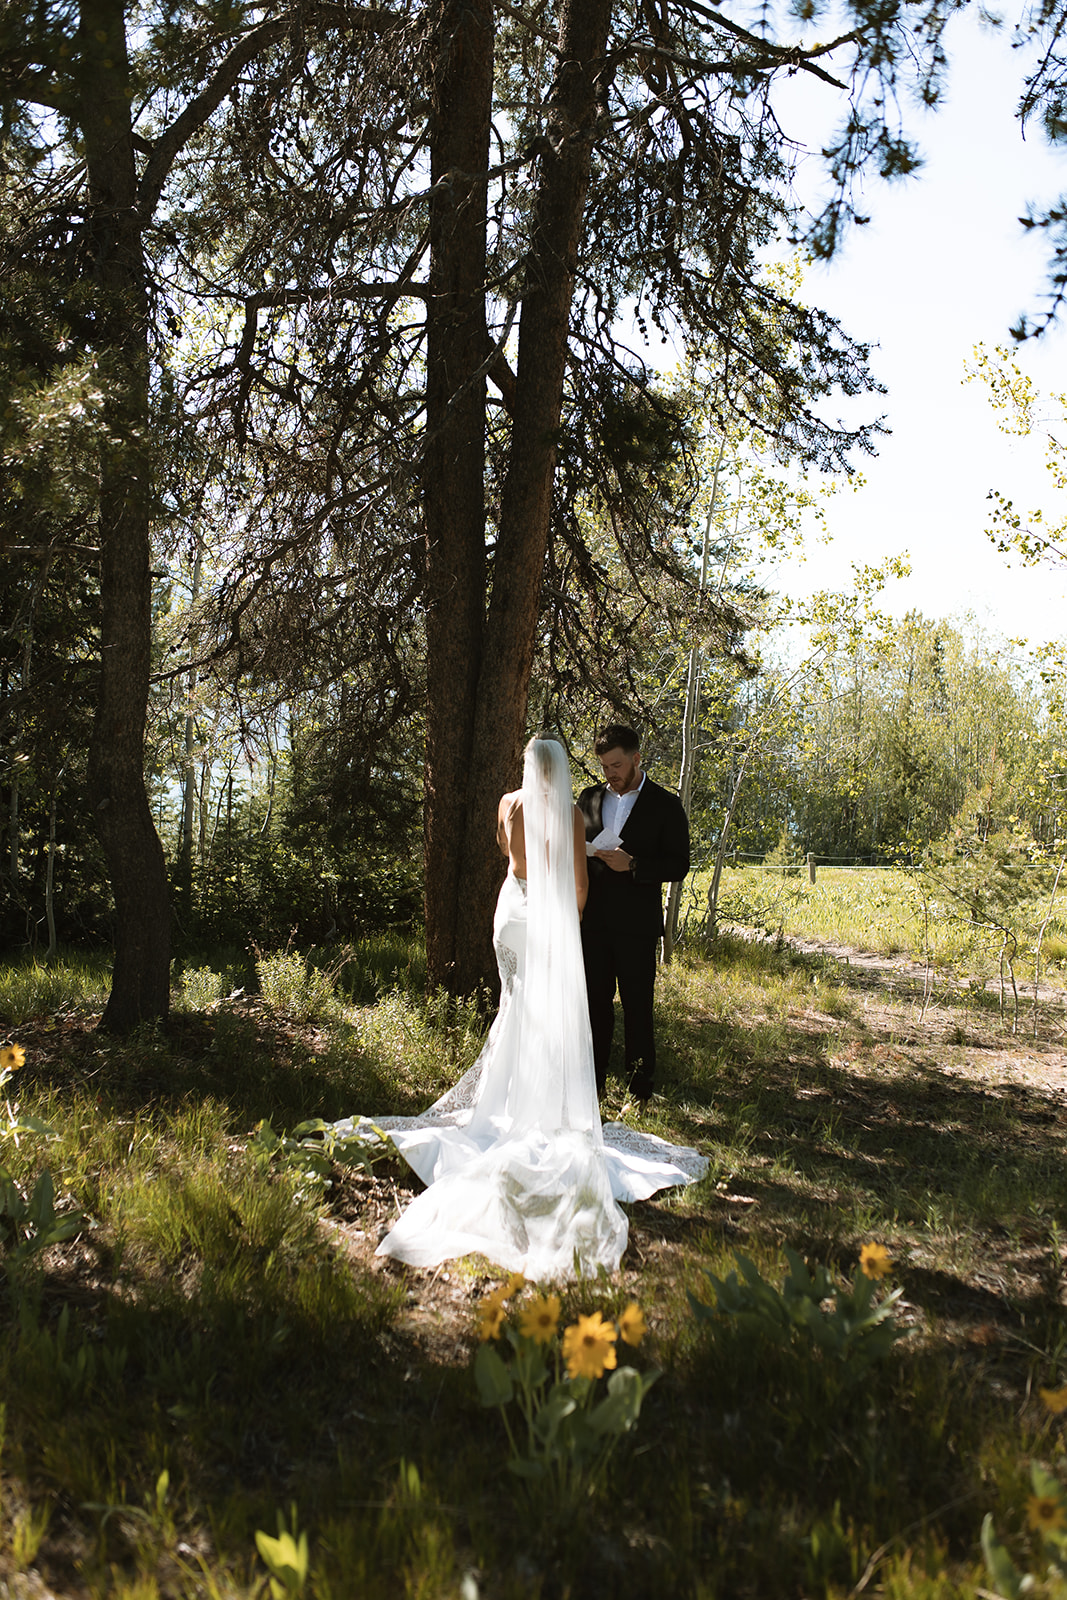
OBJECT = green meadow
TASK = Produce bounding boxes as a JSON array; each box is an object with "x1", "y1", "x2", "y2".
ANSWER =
[
  {"x1": 1, "y1": 883, "x2": 1067, "y2": 1598},
  {"x1": 709, "y1": 862, "x2": 1067, "y2": 1009}
]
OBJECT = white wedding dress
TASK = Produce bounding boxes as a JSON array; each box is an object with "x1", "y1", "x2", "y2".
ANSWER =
[{"x1": 332, "y1": 740, "x2": 707, "y2": 1281}]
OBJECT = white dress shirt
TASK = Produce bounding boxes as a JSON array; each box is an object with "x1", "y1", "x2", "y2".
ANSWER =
[{"x1": 602, "y1": 773, "x2": 645, "y2": 840}]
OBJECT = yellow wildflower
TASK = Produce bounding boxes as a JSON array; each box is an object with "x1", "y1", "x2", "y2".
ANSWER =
[
  {"x1": 618, "y1": 1302, "x2": 646, "y2": 1347},
  {"x1": 477, "y1": 1297, "x2": 506, "y2": 1342},
  {"x1": 1041, "y1": 1385, "x2": 1067, "y2": 1415},
  {"x1": 1028, "y1": 1494, "x2": 1067, "y2": 1535},
  {"x1": 859, "y1": 1242, "x2": 893, "y2": 1281},
  {"x1": 481, "y1": 1272, "x2": 523, "y2": 1313},
  {"x1": 519, "y1": 1293, "x2": 561, "y2": 1346},
  {"x1": 0, "y1": 1043, "x2": 25, "y2": 1073},
  {"x1": 561, "y1": 1311, "x2": 618, "y2": 1381}
]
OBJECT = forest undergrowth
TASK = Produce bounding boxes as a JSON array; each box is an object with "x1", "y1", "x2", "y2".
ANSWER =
[{"x1": 1, "y1": 887, "x2": 1067, "y2": 1598}]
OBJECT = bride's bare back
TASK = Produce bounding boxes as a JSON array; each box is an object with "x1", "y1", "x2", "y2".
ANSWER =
[{"x1": 497, "y1": 789, "x2": 588, "y2": 913}]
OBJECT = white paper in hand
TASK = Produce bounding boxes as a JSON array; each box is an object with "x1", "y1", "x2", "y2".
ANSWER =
[{"x1": 586, "y1": 828, "x2": 623, "y2": 857}]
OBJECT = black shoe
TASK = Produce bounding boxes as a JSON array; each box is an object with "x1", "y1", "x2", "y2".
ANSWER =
[{"x1": 627, "y1": 1062, "x2": 654, "y2": 1103}]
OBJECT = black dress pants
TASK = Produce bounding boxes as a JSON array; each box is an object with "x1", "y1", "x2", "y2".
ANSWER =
[{"x1": 581, "y1": 923, "x2": 657, "y2": 1098}]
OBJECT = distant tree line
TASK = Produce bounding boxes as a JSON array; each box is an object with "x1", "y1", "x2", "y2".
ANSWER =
[
  {"x1": 691, "y1": 614, "x2": 1062, "y2": 867},
  {"x1": 7, "y1": 593, "x2": 1062, "y2": 960}
]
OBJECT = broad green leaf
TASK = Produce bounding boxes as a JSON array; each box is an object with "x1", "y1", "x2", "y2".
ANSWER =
[
  {"x1": 531, "y1": 1386, "x2": 578, "y2": 1451},
  {"x1": 1031, "y1": 1462, "x2": 1067, "y2": 1502},
  {"x1": 254, "y1": 1528, "x2": 308, "y2": 1596},
  {"x1": 980, "y1": 1513, "x2": 1023, "y2": 1599},
  {"x1": 26, "y1": 1170, "x2": 56, "y2": 1229},
  {"x1": 14, "y1": 1115, "x2": 58, "y2": 1138},
  {"x1": 587, "y1": 1366, "x2": 660, "y2": 1436},
  {"x1": 473, "y1": 1342, "x2": 513, "y2": 1408}
]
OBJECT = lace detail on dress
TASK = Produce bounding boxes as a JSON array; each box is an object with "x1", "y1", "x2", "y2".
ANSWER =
[
  {"x1": 335, "y1": 1053, "x2": 488, "y2": 1136},
  {"x1": 600, "y1": 1121, "x2": 709, "y2": 1201}
]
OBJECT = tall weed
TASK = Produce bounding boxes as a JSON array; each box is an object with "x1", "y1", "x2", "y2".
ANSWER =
[
  {"x1": 173, "y1": 965, "x2": 226, "y2": 1011},
  {"x1": 254, "y1": 947, "x2": 340, "y2": 1022}
]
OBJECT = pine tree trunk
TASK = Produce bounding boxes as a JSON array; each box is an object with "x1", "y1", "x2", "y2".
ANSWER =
[
  {"x1": 80, "y1": 0, "x2": 171, "y2": 1030},
  {"x1": 666, "y1": 443, "x2": 725, "y2": 955},
  {"x1": 422, "y1": 0, "x2": 494, "y2": 990},
  {"x1": 449, "y1": 0, "x2": 613, "y2": 995}
]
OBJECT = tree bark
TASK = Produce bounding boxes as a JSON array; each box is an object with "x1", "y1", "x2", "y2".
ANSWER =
[
  {"x1": 80, "y1": 0, "x2": 171, "y2": 1030},
  {"x1": 437, "y1": 0, "x2": 613, "y2": 995},
  {"x1": 422, "y1": 0, "x2": 494, "y2": 990}
]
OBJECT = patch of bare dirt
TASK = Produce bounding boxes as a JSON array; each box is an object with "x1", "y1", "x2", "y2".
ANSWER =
[
  {"x1": 792, "y1": 928, "x2": 1067, "y2": 1004},
  {"x1": 787, "y1": 930, "x2": 1067, "y2": 1055}
]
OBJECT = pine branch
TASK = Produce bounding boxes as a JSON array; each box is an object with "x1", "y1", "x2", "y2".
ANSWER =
[{"x1": 138, "y1": 4, "x2": 403, "y2": 217}]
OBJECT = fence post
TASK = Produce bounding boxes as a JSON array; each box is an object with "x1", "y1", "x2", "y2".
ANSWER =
[{"x1": 807, "y1": 853, "x2": 816, "y2": 884}]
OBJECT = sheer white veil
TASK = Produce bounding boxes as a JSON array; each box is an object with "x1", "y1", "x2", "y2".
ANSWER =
[
  {"x1": 339, "y1": 732, "x2": 704, "y2": 1277},
  {"x1": 503, "y1": 737, "x2": 602, "y2": 1141}
]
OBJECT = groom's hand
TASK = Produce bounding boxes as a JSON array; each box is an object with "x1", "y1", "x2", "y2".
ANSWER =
[{"x1": 595, "y1": 848, "x2": 633, "y2": 873}]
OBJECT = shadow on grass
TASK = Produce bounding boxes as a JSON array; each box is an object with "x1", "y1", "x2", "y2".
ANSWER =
[
  {"x1": 6, "y1": 935, "x2": 1067, "y2": 1596},
  {"x1": 632, "y1": 940, "x2": 1067, "y2": 1349}
]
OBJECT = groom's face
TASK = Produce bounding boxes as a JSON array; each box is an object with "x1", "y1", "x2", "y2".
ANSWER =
[{"x1": 600, "y1": 746, "x2": 642, "y2": 794}]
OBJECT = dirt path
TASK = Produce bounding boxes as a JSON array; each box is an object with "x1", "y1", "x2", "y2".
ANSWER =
[
  {"x1": 784, "y1": 929, "x2": 1067, "y2": 1087},
  {"x1": 777, "y1": 926, "x2": 1067, "y2": 1014}
]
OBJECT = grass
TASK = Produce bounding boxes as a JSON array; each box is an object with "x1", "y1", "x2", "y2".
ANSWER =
[
  {"x1": 0, "y1": 949, "x2": 112, "y2": 1024},
  {"x1": 707, "y1": 863, "x2": 1067, "y2": 1000},
  {"x1": 0, "y1": 901, "x2": 1066, "y2": 1597}
]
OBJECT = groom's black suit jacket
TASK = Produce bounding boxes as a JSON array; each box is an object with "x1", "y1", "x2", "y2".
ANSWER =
[{"x1": 577, "y1": 778, "x2": 690, "y2": 941}]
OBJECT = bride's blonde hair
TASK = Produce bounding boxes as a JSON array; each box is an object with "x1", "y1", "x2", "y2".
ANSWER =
[{"x1": 524, "y1": 733, "x2": 566, "y2": 790}]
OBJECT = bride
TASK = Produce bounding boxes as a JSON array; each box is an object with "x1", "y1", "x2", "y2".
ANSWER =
[{"x1": 333, "y1": 737, "x2": 706, "y2": 1280}]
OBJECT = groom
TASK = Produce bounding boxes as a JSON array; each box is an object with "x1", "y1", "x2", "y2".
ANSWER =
[{"x1": 578, "y1": 723, "x2": 690, "y2": 1102}]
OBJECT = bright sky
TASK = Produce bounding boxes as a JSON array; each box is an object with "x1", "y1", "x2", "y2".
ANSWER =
[{"x1": 763, "y1": 8, "x2": 1067, "y2": 647}]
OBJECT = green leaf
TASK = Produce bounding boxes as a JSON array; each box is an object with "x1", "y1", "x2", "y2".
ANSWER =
[
  {"x1": 1030, "y1": 1462, "x2": 1066, "y2": 1501},
  {"x1": 0, "y1": 1175, "x2": 27, "y2": 1222},
  {"x1": 531, "y1": 1385, "x2": 578, "y2": 1452},
  {"x1": 586, "y1": 1365, "x2": 660, "y2": 1436},
  {"x1": 249, "y1": 1121, "x2": 280, "y2": 1160},
  {"x1": 29, "y1": 1215, "x2": 85, "y2": 1252},
  {"x1": 687, "y1": 1286, "x2": 718, "y2": 1323},
  {"x1": 290, "y1": 1119, "x2": 328, "y2": 1140},
  {"x1": 980, "y1": 1512, "x2": 1023, "y2": 1599},
  {"x1": 737, "y1": 1256, "x2": 764, "y2": 1289},
  {"x1": 473, "y1": 1341, "x2": 513, "y2": 1408},
  {"x1": 13, "y1": 1115, "x2": 58, "y2": 1138},
  {"x1": 254, "y1": 1528, "x2": 308, "y2": 1596},
  {"x1": 782, "y1": 1246, "x2": 814, "y2": 1297},
  {"x1": 25, "y1": 1170, "x2": 56, "y2": 1229}
]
